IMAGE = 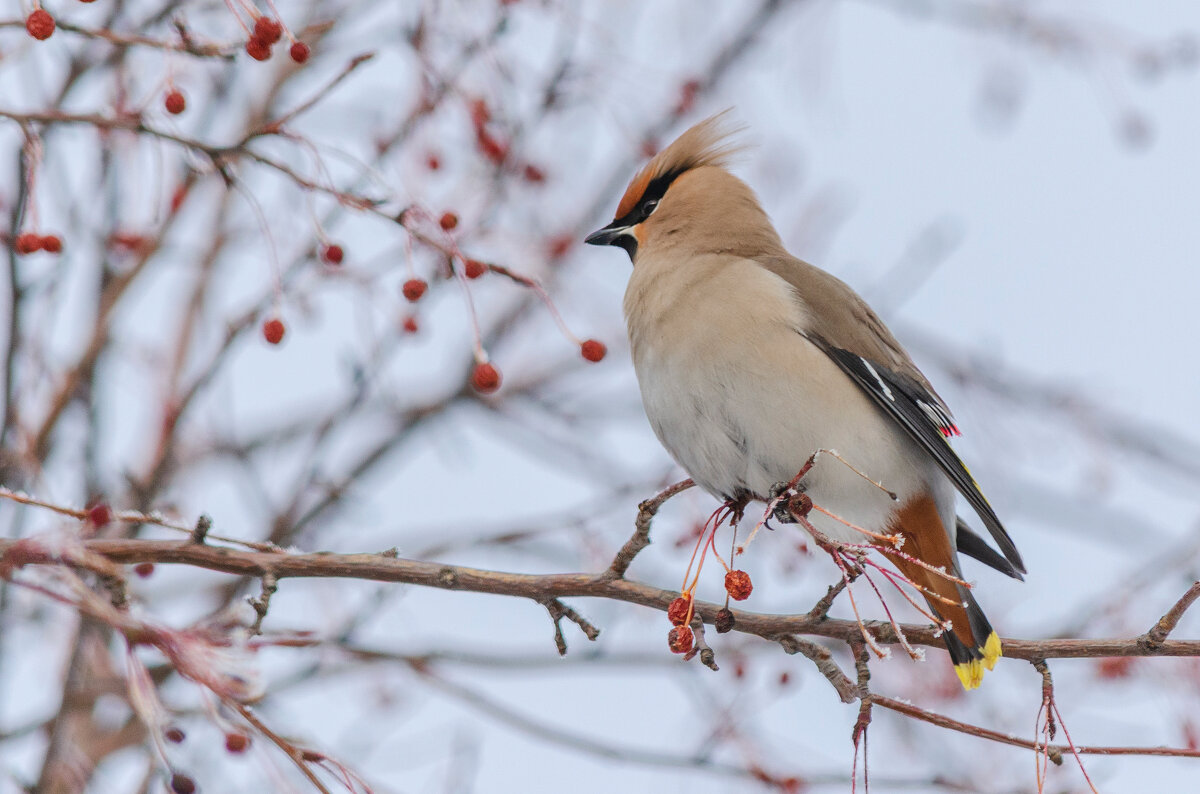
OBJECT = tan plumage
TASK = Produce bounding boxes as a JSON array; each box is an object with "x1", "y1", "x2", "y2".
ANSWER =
[{"x1": 586, "y1": 112, "x2": 1023, "y2": 688}]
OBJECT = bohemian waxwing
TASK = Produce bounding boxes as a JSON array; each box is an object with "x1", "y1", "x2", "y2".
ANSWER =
[{"x1": 585, "y1": 112, "x2": 1024, "y2": 689}]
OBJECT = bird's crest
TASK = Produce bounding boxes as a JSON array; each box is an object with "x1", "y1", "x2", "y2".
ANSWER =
[{"x1": 615, "y1": 111, "x2": 744, "y2": 220}]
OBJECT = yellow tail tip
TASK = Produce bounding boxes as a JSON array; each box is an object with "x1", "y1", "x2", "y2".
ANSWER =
[
  {"x1": 955, "y1": 633, "x2": 1003, "y2": 690},
  {"x1": 983, "y1": 631, "x2": 1003, "y2": 671},
  {"x1": 954, "y1": 659, "x2": 984, "y2": 690}
]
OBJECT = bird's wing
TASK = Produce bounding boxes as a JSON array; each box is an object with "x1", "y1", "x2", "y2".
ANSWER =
[
  {"x1": 956, "y1": 517, "x2": 1024, "y2": 580},
  {"x1": 755, "y1": 253, "x2": 1026, "y2": 575}
]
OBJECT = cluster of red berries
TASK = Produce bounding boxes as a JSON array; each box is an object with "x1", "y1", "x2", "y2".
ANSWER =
[
  {"x1": 13, "y1": 233, "x2": 62, "y2": 255},
  {"x1": 245, "y1": 15, "x2": 309, "y2": 63},
  {"x1": 664, "y1": 571, "x2": 752, "y2": 654},
  {"x1": 667, "y1": 594, "x2": 695, "y2": 654},
  {"x1": 25, "y1": 8, "x2": 54, "y2": 40}
]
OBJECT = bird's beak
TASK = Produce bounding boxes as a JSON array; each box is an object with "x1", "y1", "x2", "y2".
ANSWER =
[{"x1": 584, "y1": 221, "x2": 632, "y2": 247}]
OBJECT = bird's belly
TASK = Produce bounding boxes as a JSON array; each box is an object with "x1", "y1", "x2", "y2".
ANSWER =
[{"x1": 636, "y1": 331, "x2": 939, "y2": 544}]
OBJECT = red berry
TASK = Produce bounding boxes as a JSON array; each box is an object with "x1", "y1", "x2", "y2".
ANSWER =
[
  {"x1": 547, "y1": 234, "x2": 572, "y2": 259},
  {"x1": 667, "y1": 595, "x2": 692, "y2": 626},
  {"x1": 522, "y1": 164, "x2": 545, "y2": 183},
  {"x1": 165, "y1": 727, "x2": 186, "y2": 743},
  {"x1": 1097, "y1": 656, "x2": 1135, "y2": 680},
  {"x1": 668, "y1": 625, "x2": 694, "y2": 654},
  {"x1": 170, "y1": 773, "x2": 195, "y2": 794},
  {"x1": 39, "y1": 235, "x2": 62, "y2": 254},
  {"x1": 476, "y1": 131, "x2": 507, "y2": 163},
  {"x1": 468, "y1": 98, "x2": 490, "y2": 128},
  {"x1": 225, "y1": 732, "x2": 250, "y2": 753},
  {"x1": 714, "y1": 607, "x2": 735, "y2": 633},
  {"x1": 470, "y1": 362, "x2": 501, "y2": 394},
  {"x1": 402, "y1": 316, "x2": 418, "y2": 334},
  {"x1": 724, "y1": 570, "x2": 753, "y2": 601},
  {"x1": 170, "y1": 184, "x2": 189, "y2": 213},
  {"x1": 425, "y1": 152, "x2": 441, "y2": 171},
  {"x1": 164, "y1": 90, "x2": 186, "y2": 115},
  {"x1": 262, "y1": 318, "x2": 285, "y2": 345},
  {"x1": 439, "y1": 212, "x2": 458, "y2": 231},
  {"x1": 14, "y1": 233, "x2": 42, "y2": 254},
  {"x1": 401, "y1": 278, "x2": 427, "y2": 302},
  {"x1": 580, "y1": 339, "x2": 606, "y2": 362},
  {"x1": 25, "y1": 9, "x2": 54, "y2": 40},
  {"x1": 87, "y1": 503, "x2": 112, "y2": 528},
  {"x1": 246, "y1": 38, "x2": 272, "y2": 61},
  {"x1": 134, "y1": 562, "x2": 155, "y2": 578},
  {"x1": 253, "y1": 16, "x2": 283, "y2": 44},
  {"x1": 289, "y1": 41, "x2": 310, "y2": 63},
  {"x1": 463, "y1": 258, "x2": 486, "y2": 279},
  {"x1": 321, "y1": 244, "x2": 344, "y2": 265}
]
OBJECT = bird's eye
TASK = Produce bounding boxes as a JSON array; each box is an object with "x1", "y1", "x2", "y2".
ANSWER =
[{"x1": 641, "y1": 198, "x2": 659, "y2": 216}]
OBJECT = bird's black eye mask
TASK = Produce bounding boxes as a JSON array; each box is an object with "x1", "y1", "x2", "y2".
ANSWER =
[
  {"x1": 612, "y1": 170, "x2": 680, "y2": 227},
  {"x1": 587, "y1": 169, "x2": 685, "y2": 261}
]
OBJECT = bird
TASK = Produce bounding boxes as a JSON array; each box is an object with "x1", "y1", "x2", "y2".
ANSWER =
[{"x1": 585, "y1": 112, "x2": 1024, "y2": 689}]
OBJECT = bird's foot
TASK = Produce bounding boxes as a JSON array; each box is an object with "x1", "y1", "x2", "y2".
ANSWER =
[{"x1": 768, "y1": 481, "x2": 812, "y2": 524}]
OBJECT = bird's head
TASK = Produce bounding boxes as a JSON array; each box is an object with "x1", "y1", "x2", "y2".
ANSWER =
[{"x1": 586, "y1": 111, "x2": 782, "y2": 263}]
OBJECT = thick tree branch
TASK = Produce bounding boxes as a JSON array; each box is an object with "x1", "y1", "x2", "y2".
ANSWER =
[{"x1": 6, "y1": 537, "x2": 1200, "y2": 663}]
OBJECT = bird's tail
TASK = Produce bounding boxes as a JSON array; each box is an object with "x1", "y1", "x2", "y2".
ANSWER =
[
  {"x1": 938, "y1": 585, "x2": 1002, "y2": 690},
  {"x1": 882, "y1": 549, "x2": 1002, "y2": 690}
]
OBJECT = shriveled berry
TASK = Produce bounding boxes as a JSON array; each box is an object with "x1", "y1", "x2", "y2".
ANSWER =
[
  {"x1": 40, "y1": 235, "x2": 62, "y2": 253},
  {"x1": 169, "y1": 773, "x2": 195, "y2": 794},
  {"x1": 425, "y1": 152, "x2": 441, "y2": 171},
  {"x1": 439, "y1": 212, "x2": 458, "y2": 231},
  {"x1": 301, "y1": 749, "x2": 324, "y2": 762},
  {"x1": 289, "y1": 41, "x2": 310, "y2": 63},
  {"x1": 401, "y1": 278, "x2": 427, "y2": 302},
  {"x1": 470, "y1": 362, "x2": 501, "y2": 394},
  {"x1": 165, "y1": 726, "x2": 186, "y2": 743},
  {"x1": 668, "y1": 625, "x2": 694, "y2": 654},
  {"x1": 321, "y1": 244, "x2": 344, "y2": 265},
  {"x1": 14, "y1": 233, "x2": 42, "y2": 254},
  {"x1": 134, "y1": 562, "x2": 155, "y2": 578},
  {"x1": 262, "y1": 318, "x2": 286, "y2": 345},
  {"x1": 714, "y1": 607, "x2": 735, "y2": 633},
  {"x1": 463, "y1": 258, "x2": 486, "y2": 279},
  {"x1": 522, "y1": 164, "x2": 545, "y2": 183},
  {"x1": 88, "y1": 503, "x2": 113, "y2": 528},
  {"x1": 789, "y1": 492, "x2": 813, "y2": 519},
  {"x1": 580, "y1": 339, "x2": 606, "y2": 362},
  {"x1": 401, "y1": 316, "x2": 418, "y2": 334},
  {"x1": 667, "y1": 595, "x2": 692, "y2": 626},
  {"x1": 26, "y1": 9, "x2": 54, "y2": 40},
  {"x1": 225, "y1": 732, "x2": 250, "y2": 753},
  {"x1": 253, "y1": 16, "x2": 283, "y2": 45},
  {"x1": 245, "y1": 37, "x2": 272, "y2": 61},
  {"x1": 724, "y1": 569, "x2": 753, "y2": 601},
  {"x1": 164, "y1": 90, "x2": 186, "y2": 115}
]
